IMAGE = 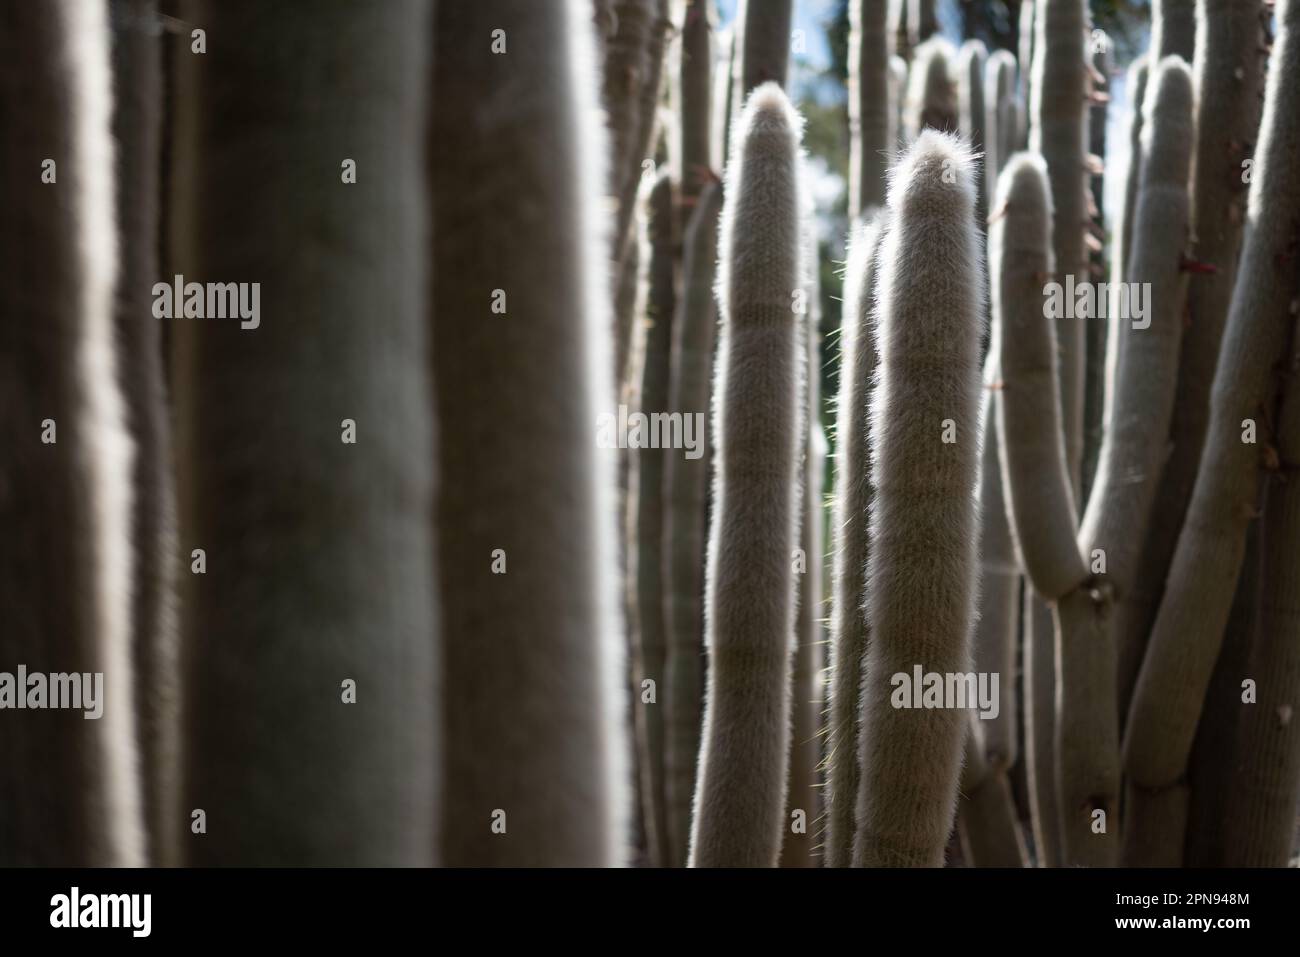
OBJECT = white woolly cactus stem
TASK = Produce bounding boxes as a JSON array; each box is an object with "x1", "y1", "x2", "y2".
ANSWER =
[
  {"x1": 825, "y1": 214, "x2": 887, "y2": 867},
  {"x1": 690, "y1": 82, "x2": 805, "y2": 868},
  {"x1": 852, "y1": 130, "x2": 982, "y2": 868}
]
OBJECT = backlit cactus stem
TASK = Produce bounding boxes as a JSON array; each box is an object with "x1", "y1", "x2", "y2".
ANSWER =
[
  {"x1": 690, "y1": 83, "x2": 805, "y2": 868},
  {"x1": 0, "y1": 0, "x2": 143, "y2": 867},
  {"x1": 663, "y1": 180, "x2": 723, "y2": 867},
  {"x1": 825, "y1": 214, "x2": 887, "y2": 867},
  {"x1": 431, "y1": 0, "x2": 627, "y2": 866},
  {"x1": 852, "y1": 131, "x2": 982, "y2": 868}
]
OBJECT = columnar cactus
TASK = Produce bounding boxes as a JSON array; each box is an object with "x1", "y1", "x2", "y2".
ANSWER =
[
  {"x1": 957, "y1": 354, "x2": 1027, "y2": 868},
  {"x1": 1124, "y1": 0, "x2": 1300, "y2": 865},
  {"x1": 984, "y1": 49, "x2": 1018, "y2": 190},
  {"x1": 737, "y1": 0, "x2": 792, "y2": 93},
  {"x1": 111, "y1": 0, "x2": 179, "y2": 867},
  {"x1": 1122, "y1": 0, "x2": 1267, "y2": 713},
  {"x1": 663, "y1": 181, "x2": 722, "y2": 867},
  {"x1": 957, "y1": 40, "x2": 989, "y2": 226},
  {"x1": 631, "y1": 169, "x2": 677, "y2": 867},
  {"x1": 972, "y1": 363, "x2": 1019, "y2": 775},
  {"x1": 849, "y1": 0, "x2": 894, "y2": 216},
  {"x1": 890, "y1": 55, "x2": 909, "y2": 152},
  {"x1": 852, "y1": 131, "x2": 982, "y2": 867},
  {"x1": 783, "y1": 224, "x2": 825, "y2": 869},
  {"x1": 0, "y1": 0, "x2": 143, "y2": 867},
  {"x1": 605, "y1": 0, "x2": 671, "y2": 274},
  {"x1": 173, "y1": 0, "x2": 438, "y2": 865},
  {"x1": 1030, "y1": 0, "x2": 1091, "y2": 494},
  {"x1": 430, "y1": 0, "x2": 626, "y2": 866},
  {"x1": 1080, "y1": 55, "x2": 1196, "y2": 867},
  {"x1": 825, "y1": 215, "x2": 886, "y2": 867},
  {"x1": 1149, "y1": 0, "x2": 1198, "y2": 66},
  {"x1": 910, "y1": 0, "x2": 939, "y2": 44},
  {"x1": 1221, "y1": 343, "x2": 1300, "y2": 866},
  {"x1": 993, "y1": 153, "x2": 1092, "y2": 866},
  {"x1": 1080, "y1": 56, "x2": 1195, "y2": 624},
  {"x1": 957, "y1": 716, "x2": 1029, "y2": 867},
  {"x1": 1017, "y1": 0, "x2": 1035, "y2": 149},
  {"x1": 677, "y1": 0, "x2": 714, "y2": 203},
  {"x1": 904, "y1": 37, "x2": 959, "y2": 142},
  {"x1": 891, "y1": 0, "x2": 911, "y2": 62},
  {"x1": 690, "y1": 83, "x2": 805, "y2": 867}
]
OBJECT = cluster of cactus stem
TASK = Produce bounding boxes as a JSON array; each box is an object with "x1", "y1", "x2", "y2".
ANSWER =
[{"x1": 3, "y1": 0, "x2": 1299, "y2": 869}]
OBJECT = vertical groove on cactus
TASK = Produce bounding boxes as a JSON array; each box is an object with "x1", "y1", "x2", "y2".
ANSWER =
[
  {"x1": 432, "y1": 0, "x2": 626, "y2": 866},
  {"x1": 173, "y1": 0, "x2": 435, "y2": 865},
  {"x1": 1221, "y1": 333, "x2": 1300, "y2": 866},
  {"x1": 852, "y1": 131, "x2": 982, "y2": 868},
  {"x1": 904, "y1": 38, "x2": 959, "y2": 142},
  {"x1": 1124, "y1": 0, "x2": 1300, "y2": 864},
  {"x1": 690, "y1": 83, "x2": 805, "y2": 867},
  {"x1": 1030, "y1": 0, "x2": 1091, "y2": 496},
  {"x1": 663, "y1": 183, "x2": 722, "y2": 868},
  {"x1": 849, "y1": 0, "x2": 894, "y2": 216},
  {"x1": 110, "y1": 0, "x2": 179, "y2": 867},
  {"x1": 0, "y1": 0, "x2": 142, "y2": 867},
  {"x1": 738, "y1": 0, "x2": 793, "y2": 93},
  {"x1": 825, "y1": 215, "x2": 886, "y2": 867},
  {"x1": 1121, "y1": 0, "x2": 1266, "y2": 720},
  {"x1": 631, "y1": 169, "x2": 677, "y2": 867}
]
